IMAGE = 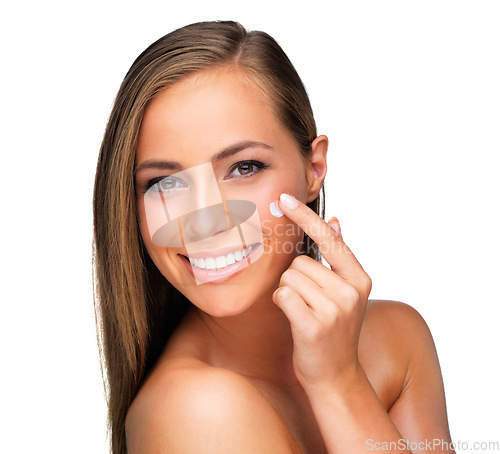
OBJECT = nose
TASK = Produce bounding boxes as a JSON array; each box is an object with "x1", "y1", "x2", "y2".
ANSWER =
[{"x1": 181, "y1": 203, "x2": 229, "y2": 243}]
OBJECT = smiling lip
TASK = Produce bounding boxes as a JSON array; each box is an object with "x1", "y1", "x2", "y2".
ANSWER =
[{"x1": 179, "y1": 242, "x2": 261, "y2": 284}]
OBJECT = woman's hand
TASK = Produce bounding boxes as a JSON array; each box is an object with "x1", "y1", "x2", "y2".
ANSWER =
[{"x1": 272, "y1": 193, "x2": 373, "y2": 395}]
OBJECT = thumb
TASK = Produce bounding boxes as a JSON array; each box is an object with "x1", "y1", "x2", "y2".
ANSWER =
[{"x1": 327, "y1": 217, "x2": 342, "y2": 238}]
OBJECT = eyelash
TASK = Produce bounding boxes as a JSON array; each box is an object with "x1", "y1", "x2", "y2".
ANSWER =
[
  {"x1": 224, "y1": 160, "x2": 270, "y2": 180},
  {"x1": 144, "y1": 175, "x2": 180, "y2": 192},
  {"x1": 142, "y1": 160, "x2": 269, "y2": 192}
]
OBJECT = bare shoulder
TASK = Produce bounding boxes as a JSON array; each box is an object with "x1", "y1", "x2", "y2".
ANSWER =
[
  {"x1": 359, "y1": 300, "x2": 435, "y2": 409},
  {"x1": 363, "y1": 299, "x2": 431, "y2": 338},
  {"x1": 125, "y1": 360, "x2": 297, "y2": 454},
  {"x1": 360, "y1": 299, "x2": 431, "y2": 360}
]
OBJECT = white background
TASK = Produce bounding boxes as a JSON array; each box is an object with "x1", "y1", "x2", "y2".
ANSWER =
[{"x1": 1, "y1": 1, "x2": 498, "y2": 452}]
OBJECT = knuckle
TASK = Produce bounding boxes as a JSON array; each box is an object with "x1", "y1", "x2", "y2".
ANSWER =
[
  {"x1": 342, "y1": 285, "x2": 360, "y2": 305},
  {"x1": 363, "y1": 273, "x2": 373, "y2": 294},
  {"x1": 277, "y1": 285, "x2": 294, "y2": 300},
  {"x1": 280, "y1": 268, "x2": 300, "y2": 286},
  {"x1": 291, "y1": 254, "x2": 312, "y2": 269}
]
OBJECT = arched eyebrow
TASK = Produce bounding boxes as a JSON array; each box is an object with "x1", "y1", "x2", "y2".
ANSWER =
[{"x1": 134, "y1": 141, "x2": 272, "y2": 174}]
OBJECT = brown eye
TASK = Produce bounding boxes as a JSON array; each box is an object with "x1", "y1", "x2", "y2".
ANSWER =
[
  {"x1": 237, "y1": 163, "x2": 254, "y2": 175},
  {"x1": 223, "y1": 160, "x2": 269, "y2": 181}
]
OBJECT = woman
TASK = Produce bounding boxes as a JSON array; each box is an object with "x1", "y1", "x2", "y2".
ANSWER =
[{"x1": 93, "y1": 21, "x2": 454, "y2": 453}]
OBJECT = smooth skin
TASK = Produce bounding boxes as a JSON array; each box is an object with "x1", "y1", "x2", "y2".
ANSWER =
[{"x1": 127, "y1": 68, "x2": 454, "y2": 453}]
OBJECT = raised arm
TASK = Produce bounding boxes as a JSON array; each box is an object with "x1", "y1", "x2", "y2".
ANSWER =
[{"x1": 273, "y1": 193, "x2": 454, "y2": 453}]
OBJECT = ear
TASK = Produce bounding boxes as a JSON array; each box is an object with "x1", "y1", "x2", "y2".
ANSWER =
[{"x1": 305, "y1": 134, "x2": 328, "y2": 203}]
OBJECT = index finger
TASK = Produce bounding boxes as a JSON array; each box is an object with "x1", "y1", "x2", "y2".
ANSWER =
[{"x1": 278, "y1": 193, "x2": 364, "y2": 279}]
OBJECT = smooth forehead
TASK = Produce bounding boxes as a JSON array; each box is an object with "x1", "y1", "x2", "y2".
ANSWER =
[{"x1": 136, "y1": 68, "x2": 291, "y2": 166}]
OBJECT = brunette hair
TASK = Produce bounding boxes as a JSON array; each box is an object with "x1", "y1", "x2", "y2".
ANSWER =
[{"x1": 93, "y1": 20, "x2": 324, "y2": 453}]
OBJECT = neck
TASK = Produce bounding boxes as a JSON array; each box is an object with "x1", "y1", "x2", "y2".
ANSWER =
[{"x1": 187, "y1": 288, "x2": 299, "y2": 386}]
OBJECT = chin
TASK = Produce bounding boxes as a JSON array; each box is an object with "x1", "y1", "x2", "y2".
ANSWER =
[
  {"x1": 154, "y1": 235, "x2": 300, "y2": 317},
  {"x1": 178, "y1": 269, "x2": 269, "y2": 318}
]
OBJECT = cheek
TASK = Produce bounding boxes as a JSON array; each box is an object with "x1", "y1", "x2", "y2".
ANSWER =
[
  {"x1": 260, "y1": 212, "x2": 304, "y2": 258},
  {"x1": 252, "y1": 195, "x2": 305, "y2": 260}
]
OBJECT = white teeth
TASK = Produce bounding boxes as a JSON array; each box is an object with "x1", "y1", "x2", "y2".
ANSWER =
[
  {"x1": 205, "y1": 257, "x2": 216, "y2": 270},
  {"x1": 188, "y1": 245, "x2": 256, "y2": 270},
  {"x1": 215, "y1": 255, "x2": 227, "y2": 269}
]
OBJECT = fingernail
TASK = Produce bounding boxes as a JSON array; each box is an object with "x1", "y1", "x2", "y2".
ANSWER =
[
  {"x1": 280, "y1": 193, "x2": 299, "y2": 209},
  {"x1": 328, "y1": 219, "x2": 342, "y2": 237},
  {"x1": 269, "y1": 200, "x2": 284, "y2": 217}
]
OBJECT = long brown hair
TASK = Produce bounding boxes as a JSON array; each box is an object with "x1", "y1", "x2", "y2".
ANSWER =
[{"x1": 93, "y1": 20, "x2": 325, "y2": 453}]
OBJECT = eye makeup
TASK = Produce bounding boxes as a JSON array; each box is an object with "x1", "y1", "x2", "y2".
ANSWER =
[
  {"x1": 223, "y1": 159, "x2": 270, "y2": 180},
  {"x1": 138, "y1": 159, "x2": 271, "y2": 194},
  {"x1": 144, "y1": 175, "x2": 188, "y2": 192}
]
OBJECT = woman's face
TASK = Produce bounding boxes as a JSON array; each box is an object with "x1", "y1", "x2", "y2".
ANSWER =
[{"x1": 135, "y1": 68, "x2": 319, "y2": 316}]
